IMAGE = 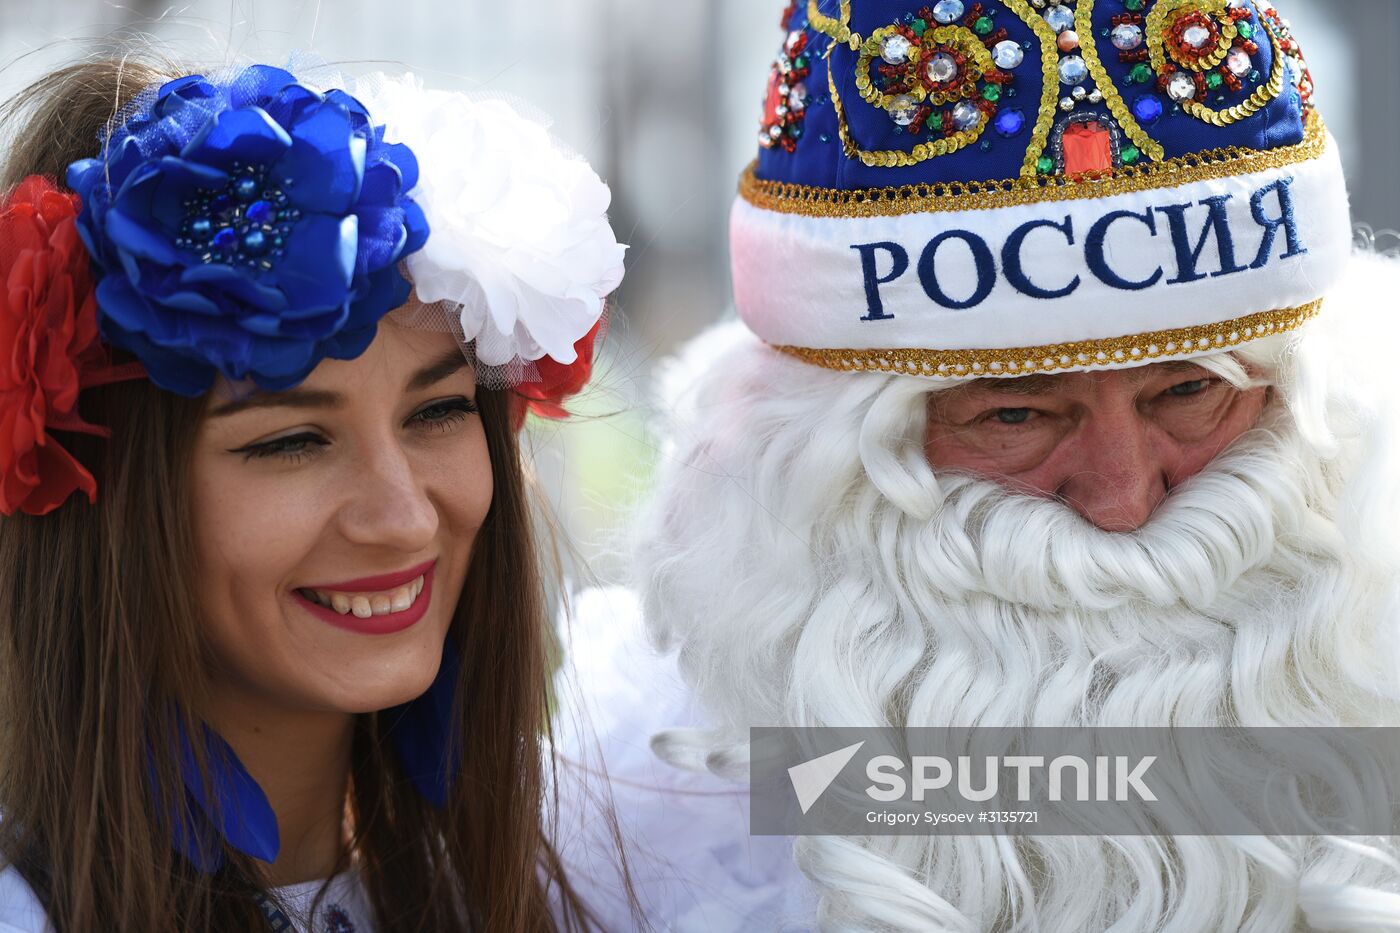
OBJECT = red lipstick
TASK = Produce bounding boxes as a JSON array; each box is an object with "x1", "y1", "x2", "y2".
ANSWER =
[
  {"x1": 304, "y1": 558, "x2": 437, "y2": 593},
  {"x1": 293, "y1": 559, "x2": 437, "y2": 636}
]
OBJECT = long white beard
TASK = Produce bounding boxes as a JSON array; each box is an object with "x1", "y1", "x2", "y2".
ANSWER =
[{"x1": 633, "y1": 254, "x2": 1400, "y2": 932}]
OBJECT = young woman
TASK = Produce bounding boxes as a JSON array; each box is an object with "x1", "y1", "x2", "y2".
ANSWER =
[{"x1": 0, "y1": 56, "x2": 626, "y2": 931}]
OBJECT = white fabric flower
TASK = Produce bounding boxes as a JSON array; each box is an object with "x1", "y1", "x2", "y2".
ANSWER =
[{"x1": 359, "y1": 75, "x2": 626, "y2": 367}]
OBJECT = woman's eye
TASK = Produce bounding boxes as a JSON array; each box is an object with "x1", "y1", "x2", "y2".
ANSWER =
[
  {"x1": 233, "y1": 398, "x2": 477, "y2": 462},
  {"x1": 411, "y1": 397, "x2": 478, "y2": 432},
  {"x1": 236, "y1": 433, "x2": 328, "y2": 463},
  {"x1": 989, "y1": 408, "x2": 1034, "y2": 425},
  {"x1": 1167, "y1": 379, "x2": 1211, "y2": 398}
]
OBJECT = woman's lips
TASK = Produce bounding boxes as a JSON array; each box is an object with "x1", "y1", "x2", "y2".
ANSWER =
[
  {"x1": 303, "y1": 558, "x2": 437, "y2": 593},
  {"x1": 293, "y1": 560, "x2": 436, "y2": 635}
]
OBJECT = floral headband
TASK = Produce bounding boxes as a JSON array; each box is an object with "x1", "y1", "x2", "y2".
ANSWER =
[{"x1": 0, "y1": 64, "x2": 626, "y2": 517}]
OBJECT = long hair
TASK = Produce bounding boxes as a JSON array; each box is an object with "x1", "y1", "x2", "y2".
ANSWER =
[{"x1": 0, "y1": 57, "x2": 598, "y2": 931}]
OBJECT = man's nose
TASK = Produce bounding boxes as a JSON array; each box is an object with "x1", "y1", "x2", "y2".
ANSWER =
[{"x1": 1055, "y1": 414, "x2": 1170, "y2": 533}]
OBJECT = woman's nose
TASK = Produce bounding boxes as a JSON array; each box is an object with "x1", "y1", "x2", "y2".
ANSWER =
[
  {"x1": 1055, "y1": 414, "x2": 1170, "y2": 532},
  {"x1": 336, "y1": 442, "x2": 439, "y2": 551}
]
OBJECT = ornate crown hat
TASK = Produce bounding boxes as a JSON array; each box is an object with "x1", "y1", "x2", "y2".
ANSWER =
[
  {"x1": 0, "y1": 63, "x2": 626, "y2": 516},
  {"x1": 732, "y1": 0, "x2": 1347, "y2": 379}
]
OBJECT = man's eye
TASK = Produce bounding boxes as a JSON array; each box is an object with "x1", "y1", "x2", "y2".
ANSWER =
[
  {"x1": 1167, "y1": 379, "x2": 1211, "y2": 397},
  {"x1": 992, "y1": 408, "x2": 1034, "y2": 425}
]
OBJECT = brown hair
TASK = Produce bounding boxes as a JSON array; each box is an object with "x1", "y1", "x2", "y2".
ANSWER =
[{"x1": 0, "y1": 57, "x2": 621, "y2": 931}]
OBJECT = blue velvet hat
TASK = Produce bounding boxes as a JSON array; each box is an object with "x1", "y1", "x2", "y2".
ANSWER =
[{"x1": 732, "y1": 0, "x2": 1349, "y2": 378}]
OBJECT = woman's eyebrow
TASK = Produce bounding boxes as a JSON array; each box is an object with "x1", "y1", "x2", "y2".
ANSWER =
[
  {"x1": 406, "y1": 349, "x2": 472, "y2": 391},
  {"x1": 207, "y1": 351, "x2": 471, "y2": 418}
]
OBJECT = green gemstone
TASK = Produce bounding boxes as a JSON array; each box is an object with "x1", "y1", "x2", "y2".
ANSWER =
[
  {"x1": 1238, "y1": 22, "x2": 1254, "y2": 39},
  {"x1": 1037, "y1": 155, "x2": 1055, "y2": 175},
  {"x1": 1124, "y1": 0, "x2": 1144, "y2": 10},
  {"x1": 982, "y1": 84, "x2": 1002, "y2": 102},
  {"x1": 1206, "y1": 71, "x2": 1224, "y2": 89},
  {"x1": 911, "y1": 18, "x2": 927, "y2": 35},
  {"x1": 795, "y1": 55, "x2": 808, "y2": 69},
  {"x1": 1121, "y1": 145, "x2": 1141, "y2": 165},
  {"x1": 1130, "y1": 63, "x2": 1154, "y2": 84},
  {"x1": 926, "y1": 113, "x2": 944, "y2": 131},
  {"x1": 974, "y1": 15, "x2": 994, "y2": 35}
]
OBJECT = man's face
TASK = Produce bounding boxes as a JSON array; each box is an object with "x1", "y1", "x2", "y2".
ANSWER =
[{"x1": 923, "y1": 360, "x2": 1271, "y2": 532}]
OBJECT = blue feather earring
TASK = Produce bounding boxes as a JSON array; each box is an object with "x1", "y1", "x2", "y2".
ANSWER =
[
  {"x1": 385, "y1": 637, "x2": 463, "y2": 808},
  {"x1": 162, "y1": 722, "x2": 281, "y2": 872},
  {"x1": 157, "y1": 639, "x2": 460, "y2": 871}
]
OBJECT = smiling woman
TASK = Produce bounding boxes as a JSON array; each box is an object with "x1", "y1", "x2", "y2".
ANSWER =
[{"x1": 0, "y1": 55, "x2": 626, "y2": 932}]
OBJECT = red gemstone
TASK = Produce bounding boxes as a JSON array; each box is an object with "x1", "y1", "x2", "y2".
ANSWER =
[{"x1": 1062, "y1": 120, "x2": 1114, "y2": 175}]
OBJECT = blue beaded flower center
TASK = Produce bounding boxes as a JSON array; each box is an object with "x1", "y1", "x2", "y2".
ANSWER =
[{"x1": 177, "y1": 162, "x2": 301, "y2": 269}]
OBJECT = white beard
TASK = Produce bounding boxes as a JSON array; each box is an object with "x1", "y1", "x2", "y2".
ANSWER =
[{"x1": 633, "y1": 253, "x2": 1400, "y2": 932}]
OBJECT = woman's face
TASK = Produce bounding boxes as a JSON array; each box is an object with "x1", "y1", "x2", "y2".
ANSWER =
[{"x1": 190, "y1": 322, "x2": 491, "y2": 716}]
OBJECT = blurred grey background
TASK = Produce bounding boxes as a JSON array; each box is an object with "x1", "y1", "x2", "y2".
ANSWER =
[{"x1": 2, "y1": 0, "x2": 1394, "y2": 581}]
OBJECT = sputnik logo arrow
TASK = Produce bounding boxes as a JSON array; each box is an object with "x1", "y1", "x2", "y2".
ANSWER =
[{"x1": 788, "y1": 741, "x2": 865, "y2": 815}]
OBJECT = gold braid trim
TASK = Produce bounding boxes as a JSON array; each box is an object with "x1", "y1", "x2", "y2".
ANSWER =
[
  {"x1": 1077, "y1": 0, "x2": 1166, "y2": 162},
  {"x1": 739, "y1": 110, "x2": 1325, "y2": 218},
  {"x1": 1004, "y1": 0, "x2": 1067, "y2": 178},
  {"x1": 771, "y1": 301, "x2": 1322, "y2": 378}
]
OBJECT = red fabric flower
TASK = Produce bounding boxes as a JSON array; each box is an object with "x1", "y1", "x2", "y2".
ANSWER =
[
  {"x1": 0, "y1": 176, "x2": 135, "y2": 516},
  {"x1": 510, "y1": 313, "x2": 607, "y2": 430}
]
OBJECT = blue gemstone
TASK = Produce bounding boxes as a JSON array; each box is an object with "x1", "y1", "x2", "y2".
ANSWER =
[
  {"x1": 247, "y1": 200, "x2": 276, "y2": 224},
  {"x1": 1133, "y1": 95, "x2": 1164, "y2": 125},
  {"x1": 211, "y1": 227, "x2": 237, "y2": 251},
  {"x1": 995, "y1": 108, "x2": 1026, "y2": 137},
  {"x1": 242, "y1": 230, "x2": 268, "y2": 256},
  {"x1": 234, "y1": 177, "x2": 258, "y2": 201},
  {"x1": 188, "y1": 217, "x2": 213, "y2": 241}
]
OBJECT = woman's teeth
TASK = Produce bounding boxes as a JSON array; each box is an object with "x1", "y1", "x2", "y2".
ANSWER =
[{"x1": 302, "y1": 576, "x2": 424, "y2": 618}]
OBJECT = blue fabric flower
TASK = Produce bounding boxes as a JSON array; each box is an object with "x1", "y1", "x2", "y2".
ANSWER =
[{"x1": 67, "y1": 65, "x2": 430, "y2": 396}]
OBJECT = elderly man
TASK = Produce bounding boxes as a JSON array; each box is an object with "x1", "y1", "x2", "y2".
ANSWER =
[{"x1": 559, "y1": 0, "x2": 1400, "y2": 929}]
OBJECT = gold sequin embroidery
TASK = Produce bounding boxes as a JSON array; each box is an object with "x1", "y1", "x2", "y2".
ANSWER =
[
  {"x1": 807, "y1": 0, "x2": 856, "y2": 47},
  {"x1": 770, "y1": 301, "x2": 1322, "y2": 378},
  {"x1": 1003, "y1": 0, "x2": 1063, "y2": 178},
  {"x1": 1147, "y1": 0, "x2": 1286, "y2": 126},
  {"x1": 738, "y1": 110, "x2": 1325, "y2": 218},
  {"x1": 1077, "y1": 0, "x2": 1166, "y2": 162}
]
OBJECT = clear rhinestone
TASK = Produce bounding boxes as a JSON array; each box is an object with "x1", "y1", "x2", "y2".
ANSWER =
[
  {"x1": 881, "y1": 35, "x2": 912, "y2": 65},
  {"x1": 1088, "y1": 88, "x2": 1104, "y2": 103},
  {"x1": 1071, "y1": 85, "x2": 1087, "y2": 100},
  {"x1": 1060, "y1": 96, "x2": 1076, "y2": 112},
  {"x1": 1111, "y1": 24, "x2": 1143, "y2": 50},
  {"x1": 1226, "y1": 47, "x2": 1252, "y2": 76},
  {"x1": 931, "y1": 0, "x2": 965, "y2": 24},
  {"x1": 789, "y1": 82, "x2": 809, "y2": 110},
  {"x1": 1182, "y1": 24, "x2": 1212, "y2": 49},
  {"x1": 1167, "y1": 71, "x2": 1198, "y2": 101},
  {"x1": 1058, "y1": 55, "x2": 1089, "y2": 86},
  {"x1": 992, "y1": 39, "x2": 1025, "y2": 69},
  {"x1": 952, "y1": 100, "x2": 982, "y2": 130},
  {"x1": 888, "y1": 94, "x2": 919, "y2": 126},
  {"x1": 926, "y1": 52, "x2": 959, "y2": 83},
  {"x1": 1044, "y1": 4, "x2": 1075, "y2": 33}
]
